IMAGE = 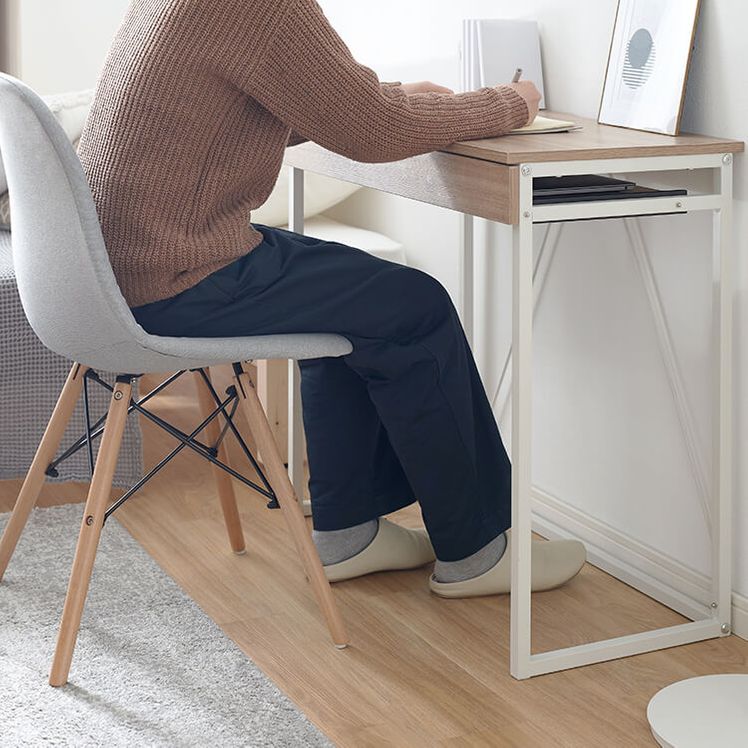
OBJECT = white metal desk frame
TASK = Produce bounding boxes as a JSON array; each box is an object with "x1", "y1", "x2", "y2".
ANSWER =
[{"x1": 285, "y1": 150, "x2": 734, "y2": 680}]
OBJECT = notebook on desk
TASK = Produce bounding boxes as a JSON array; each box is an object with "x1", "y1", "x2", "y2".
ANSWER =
[{"x1": 511, "y1": 115, "x2": 582, "y2": 135}]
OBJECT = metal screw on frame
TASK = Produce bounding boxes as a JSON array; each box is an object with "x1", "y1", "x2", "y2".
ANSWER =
[
  {"x1": 523, "y1": 211, "x2": 532, "y2": 219},
  {"x1": 711, "y1": 602, "x2": 718, "y2": 609},
  {"x1": 723, "y1": 154, "x2": 733, "y2": 165},
  {"x1": 521, "y1": 165, "x2": 532, "y2": 177},
  {"x1": 721, "y1": 623, "x2": 731, "y2": 634},
  {"x1": 114, "y1": 391, "x2": 123, "y2": 400},
  {"x1": 85, "y1": 515, "x2": 94, "y2": 526}
]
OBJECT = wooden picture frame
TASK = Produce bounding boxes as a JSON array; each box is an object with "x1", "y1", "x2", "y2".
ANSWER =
[{"x1": 598, "y1": 0, "x2": 701, "y2": 136}]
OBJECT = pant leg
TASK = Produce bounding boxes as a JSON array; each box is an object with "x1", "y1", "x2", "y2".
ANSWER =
[
  {"x1": 340, "y1": 298, "x2": 511, "y2": 561},
  {"x1": 131, "y1": 223, "x2": 511, "y2": 560},
  {"x1": 298, "y1": 356, "x2": 415, "y2": 530}
]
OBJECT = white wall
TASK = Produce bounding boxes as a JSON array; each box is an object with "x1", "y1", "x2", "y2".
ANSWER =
[
  {"x1": 323, "y1": 0, "x2": 748, "y2": 605},
  {"x1": 8, "y1": 0, "x2": 128, "y2": 93},
  {"x1": 11, "y1": 0, "x2": 748, "y2": 609}
]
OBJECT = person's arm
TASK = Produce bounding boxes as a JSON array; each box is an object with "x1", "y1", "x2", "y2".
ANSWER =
[
  {"x1": 240, "y1": 0, "x2": 529, "y2": 163},
  {"x1": 285, "y1": 80, "x2": 403, "y2": 148}
]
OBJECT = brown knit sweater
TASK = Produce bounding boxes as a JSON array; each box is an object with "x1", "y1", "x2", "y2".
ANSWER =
[{"x1": 79, "y1": 0, "x2": 530, "y2": 307}]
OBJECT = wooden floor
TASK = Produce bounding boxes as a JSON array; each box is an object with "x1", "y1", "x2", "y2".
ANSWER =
[{"x1": 3, "y1": 369, "x2": 748, "y2": 746}]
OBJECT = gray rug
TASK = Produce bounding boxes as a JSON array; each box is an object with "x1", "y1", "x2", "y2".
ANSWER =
[{"x1": 0, "y1": 504, "x2": 332, "y2": 748}]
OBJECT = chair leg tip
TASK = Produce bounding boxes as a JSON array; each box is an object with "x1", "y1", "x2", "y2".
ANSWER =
[
  {"x1": 233, "y1": 549, "x2": 247, "y2": 556},
  {"x1": 334, "y1": 643, "x2": 349, "y2": 650}
]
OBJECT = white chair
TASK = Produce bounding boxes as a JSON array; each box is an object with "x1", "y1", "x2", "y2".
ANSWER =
[{"x1": 0, "y1": 73, "x2": 351, "y2": 686}]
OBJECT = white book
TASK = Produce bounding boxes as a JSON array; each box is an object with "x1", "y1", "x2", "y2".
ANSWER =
[
  {"x1": 461, "y1": 19, "x2": 482, "y2": 92},
  {"x1": 461, "y1": 19, "x2": 546, "y2": 109}
]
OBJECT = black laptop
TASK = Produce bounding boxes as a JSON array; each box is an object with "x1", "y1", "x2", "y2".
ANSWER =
[{"x1": 533, "y1": 175, "x2": 687, "y2": 205}]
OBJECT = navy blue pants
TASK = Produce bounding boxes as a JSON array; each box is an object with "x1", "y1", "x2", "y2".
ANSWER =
[{"x1": 131, "y1": 224, "x2": 511, "y2": 561}]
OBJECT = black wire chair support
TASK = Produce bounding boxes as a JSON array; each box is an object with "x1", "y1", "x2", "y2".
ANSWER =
[{"x1": 43, "y1": 367, "x2": 279, "y2": 523}]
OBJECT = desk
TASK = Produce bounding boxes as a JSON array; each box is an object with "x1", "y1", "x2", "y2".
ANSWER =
[{"x1": 282, "y1": 112, "x2": 744, "y2": 679}]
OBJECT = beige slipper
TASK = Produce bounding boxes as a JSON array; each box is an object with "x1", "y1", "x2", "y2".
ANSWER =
[
  {"x1": 429, "y1": 529, "x2": 586, "y2": 598},
  {"x1": 323, "y1": 518, "x2": 436, "y2": 582}
]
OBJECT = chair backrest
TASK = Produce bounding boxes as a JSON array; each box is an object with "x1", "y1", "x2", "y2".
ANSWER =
[
  {"x1": 0, "y1": 74, "x2": 354, "y2": 373},
  {"x1": 0, "y1": 73, "x2": 154, "y2": 370}
]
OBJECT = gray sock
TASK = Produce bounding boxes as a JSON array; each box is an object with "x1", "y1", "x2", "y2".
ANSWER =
[
  {"x1": 312, "y1": 518, "x2": 379, "y2": 566},
  {"x1": 433, "y1": 532, "x2": 508, "y2": 583}
]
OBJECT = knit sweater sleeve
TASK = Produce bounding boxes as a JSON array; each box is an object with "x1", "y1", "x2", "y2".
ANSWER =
[
  {"x1": 241, "y1": 0, "x2": 529, "y2": 163},
  {"x1": 285, "y1": 80, "x2": 401, "y2": 148}
]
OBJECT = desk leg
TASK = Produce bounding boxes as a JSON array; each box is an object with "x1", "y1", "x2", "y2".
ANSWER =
[
  {"x1": 507, "y1": 154, "x2": 732, "y2": 679},
  {"x1": 510, "y1": 167, "x2": 534, "y2": 679},
  {"x1": 713, "y1": 156, "x2": 733, "y2": 632},
  {"x1": 460, "y1": 214, "x2": 474, "y2": 348},
  {"x1": 288, "y1": 166, "x2": 308, "y2": 512}
]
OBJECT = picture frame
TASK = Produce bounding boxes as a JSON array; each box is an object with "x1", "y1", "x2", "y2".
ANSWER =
[{"x1": 598, "y1": 0, "x2": 701, "y2": 136}]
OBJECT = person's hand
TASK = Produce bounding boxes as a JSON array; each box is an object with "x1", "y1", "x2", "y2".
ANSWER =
[
  {"x1": 504, "y1": 81, "x2": 542, "y2": 125},
  {"x1": 401, "y1": 81, "x2": 455, "y2": 95}
]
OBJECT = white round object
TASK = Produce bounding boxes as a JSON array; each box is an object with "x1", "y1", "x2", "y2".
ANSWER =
[{"x1": 647, "y1": 674, "x2": 748, "y2": 747}]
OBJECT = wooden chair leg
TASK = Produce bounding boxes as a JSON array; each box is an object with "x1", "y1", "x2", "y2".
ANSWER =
[
  {"x1": 0, "y1": 363, "x2": 87, "y2": 582},
  {"x1": 49, "y1": 378, "x2": 132, "y2": 687},
  {"x1": 194, "y1": 369, "x2": 246, "y2": 554},
  {"x1": 233, "y1": 365, "x2": 349, "y2": 649}
]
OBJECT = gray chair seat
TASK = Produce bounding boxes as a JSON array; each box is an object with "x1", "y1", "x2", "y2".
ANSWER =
[
  {"x1": 4, "y1": 232, "x2": 353, "y2": 375},
  {"x1": 3, "y1": 220, "x2": 351, "y2": 373},
  {"x1": 135, "y1": 329, "x2": 352, "y2": 374},
  {"x1": 74, "y1": 323, "x2": 353, "y2": 374}
]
